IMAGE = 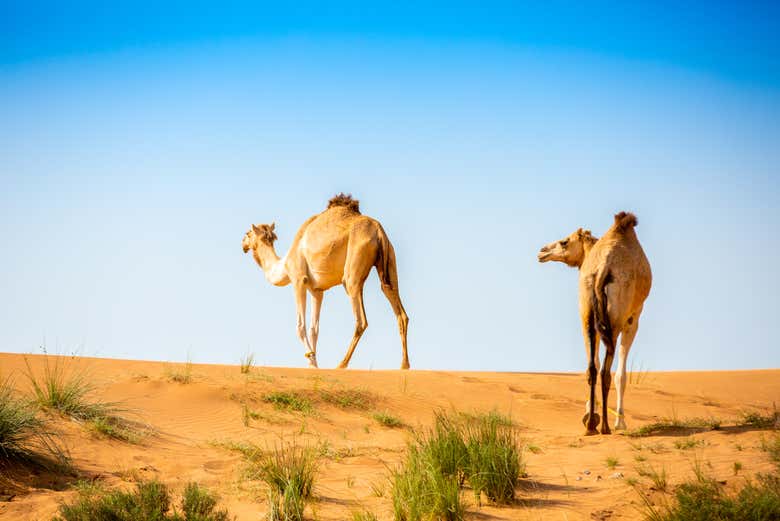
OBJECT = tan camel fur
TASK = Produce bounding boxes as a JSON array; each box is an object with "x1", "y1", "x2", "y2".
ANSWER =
[
  {"x1": 538, "y1": 213, "x2": 651, "y2": 434},
  {"x1": 242, "y1": 194, "x2": 410, "y2": 369}
]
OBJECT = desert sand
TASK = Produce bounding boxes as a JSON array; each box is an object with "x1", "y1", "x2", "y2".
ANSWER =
[{"x1": 1, "y1": 352, "x2": 778, "y2": 520}]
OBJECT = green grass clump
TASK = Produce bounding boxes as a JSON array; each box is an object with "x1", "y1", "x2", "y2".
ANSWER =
[
  {"x1": 606, "y1": 456, "x2": 620, "y2": 469},
  {"x1": 352, "y1": 510, "x2": 378, "y2": 521},
  {"x1": 391, "y1": 442, "x2": 464, "y2": 521},
  {"x1": 52, "y1": 480, "x2": 230, "y2": 521},
  {"x1": 626, "y1": 417, "x2": 720, "y2": 438},
  {"x1": 249, "y1": 443, "x2": 317, "y2": 521},
  {"x1": 24, "y1": 356, "x2": 119, "y2": 421},
  {"x1": 464, "y1": 415, "x2": 522, "y2": 504},
  {"x1": 24, "y1": 356, "x2": 147, "y2": 444},
  {"x1": 740, "y1": 409, "x2": 779, "y2": 430},
  {"x1": 0, "y1": 376, "x2": 46, "y2": 459},
  {"x1": 373, "y1": 411, "x2": 404, "y2": 429},
  {"x1": 639, "y1": 471, "x2": 780, "y2": 521},
  {"x1": 318, "y1": 387, "x2": 375, "y2": 410},
  {"x1": 240, "y1": 353, "x2": 254, "y2": 374},
  {"x1": 762, "y1": 435, "x2": 780, "y2": 467},
  {"x1": 390, "y1": 410, "x2": 524, "y2": 520},
  {"x1": 636, "y1": 464, "x2": 668, "y2": 492},
  {"x1": 262, "y1": 392, "x2": 314, "y2": 414},
  {"x1": 674, "y1": 437, "x2": 704, "y2": 450}
]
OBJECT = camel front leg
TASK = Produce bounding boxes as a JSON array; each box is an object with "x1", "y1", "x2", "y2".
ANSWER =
[
  {"x1": 293, "y1": 283, "x2": 316, "y2": 367},
  {"x1": 584, "y1": 332, "x2": 601, "y2": 415},
  {"x1": 614, "y1": 316, "x2": 640, "y2": 430},
  {"x1": 338, "y1": 282, "x2": 367, "y2": 369},
  {"x1": 307, "y1": 289, "x2": 324, "y2": 369}
]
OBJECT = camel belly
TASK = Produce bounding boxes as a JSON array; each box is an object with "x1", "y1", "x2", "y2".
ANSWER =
[{"x1": 299, "y1": 234, "x2": 348, "y2": 290}]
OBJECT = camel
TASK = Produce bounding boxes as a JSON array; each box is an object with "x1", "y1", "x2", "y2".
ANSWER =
[
  {"x1": 242, "y1": 194, "x2": 410, "y2": 370},
  {"x1": 538, "y1": 212, "x2": 651, "y2": 435}
]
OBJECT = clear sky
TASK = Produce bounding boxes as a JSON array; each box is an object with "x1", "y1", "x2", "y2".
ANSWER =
[{"x1": 1, "y1": 2, "x2": 779, "y2": 372}]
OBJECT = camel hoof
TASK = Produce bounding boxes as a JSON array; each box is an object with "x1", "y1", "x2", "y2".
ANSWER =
[
  {"x1": 584, "y1": 428, "x2": 599, "y2": 436},
  {"x1": 601, "y1": 425, "x2": 612, "y2": 435},
  {"x1": 582, "y1": 412, "x2": 601, "y2": 428},
  {"x1": 400, "y1": 362, "x2": 410, "y2": 370},
  {"x1": 614, "y1": 417, "x2": 627, "y2": 431},
  {"x1": 337, "y1": 362, "x2": 348, "y2": 369}
]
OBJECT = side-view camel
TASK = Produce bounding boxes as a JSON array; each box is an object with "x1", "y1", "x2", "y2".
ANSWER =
[
  {"x1": 242, "y1": 194, "x2": 410, "y2": 369},
  {"x1": 538, "y1": 212, "x2": 651, "y2": 435}
]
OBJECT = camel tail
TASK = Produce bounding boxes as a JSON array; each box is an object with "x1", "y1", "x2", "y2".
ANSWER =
[
  {"x1": 592, "y1": 271, "x2": 616, "y2": 351},
  {"x1": 375, "y1": 227, "x2": 395, "y2": 291}
]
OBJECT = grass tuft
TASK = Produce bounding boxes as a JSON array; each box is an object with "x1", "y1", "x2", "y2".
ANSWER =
[
  {"x1": 262, "y1": 392, "x2": 314, "y2": 414},
  {"x1": 740, "y1": 409, "x2": 779, "y2": 430},
  {"x1": 52, "y1": 480, "x2": 230, "y2": 521},
  {"x1": 625, "y1": 417, "x2": 720, "y2": 438},
  {"x1": 606, "y1": 456, "x2": 619, "y2": 469},
  {"x1": 318, "y1": 387, "x2": 375, "y2": 410},
  {"x1": 240, "y1": 353, "x2": 254, "y2": 374},
  {"x1": 373, "y1": 411, "x2": 404, "y2": 429},
  {"x1": 638, "y1": 469, "x2": 780, "y2": 521},
  {"x1": 247, "y1": 442, "x2": 317, "y2": 521}
]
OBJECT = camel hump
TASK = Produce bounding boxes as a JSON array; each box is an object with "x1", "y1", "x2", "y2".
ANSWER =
[
  {"x1": 327, "y1": 193, "x2": 361, "y2": 214},
  {"x1": 613, "y1": 211, "x2": 637, "y2": 232}
]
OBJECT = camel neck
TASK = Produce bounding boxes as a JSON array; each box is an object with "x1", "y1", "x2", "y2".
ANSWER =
[{"x1": 252, "y1": 244, "x2": 290, "y2": 286}]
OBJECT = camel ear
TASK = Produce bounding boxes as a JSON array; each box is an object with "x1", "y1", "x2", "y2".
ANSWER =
[
  {"x1": 270, "y1": 222, "x2": 275, "y2": 231},
  {"x1": 252, "y1": 224, "x2": 262, "y2": 234},
  {"x1": 583, "y1": 229, "x2": 592, "y2": 237},
  {"x1": 576, "y1": 228, "x2": 584, "y2": 238}
]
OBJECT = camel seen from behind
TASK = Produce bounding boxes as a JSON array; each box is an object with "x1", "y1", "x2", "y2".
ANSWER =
[
  {"x1": 538, "y1": 212, "x2": 651, "y2": 435},
  {"x1": 242, "y1": 194, "x2": 410, "y2": 370}
]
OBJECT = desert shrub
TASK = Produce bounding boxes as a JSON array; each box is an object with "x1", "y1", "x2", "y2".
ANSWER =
[
  {"x1": 262, "y1": 392, "x2": 313, "y2": 414},
  {"x1": 0, "y1": 375, "x2": 67, "y2": 467},
  {"x1": 390, "y1": 410, "x2": 524, "y2": 520},
  {"x1": 464, "y1": 415, "x2": 522, "y2": 504},
  {"x1": 640, "y1": 471, "x2": 780, "y2": 521},
  {"x1": 52, "y1": 480, "x2": 229, "y2": 521},
  {"x1": 373, "y1": 411, "x2": 405, "y2": 428},
  {"x1": 250, "y1": 443, "x2": 317, "y2": 521},
  {"x1": 239, "y1": 353, "x2": 254, "y2": 374}
]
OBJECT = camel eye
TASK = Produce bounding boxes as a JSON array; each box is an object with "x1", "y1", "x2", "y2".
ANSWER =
[{"x1": 560, "y1": 239, "x2": 569, "y2": 247}]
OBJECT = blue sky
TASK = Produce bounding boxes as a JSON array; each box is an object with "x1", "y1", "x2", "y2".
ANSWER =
[{"x1": 1, "y1": 2, "x2": 778, "y2": 371}]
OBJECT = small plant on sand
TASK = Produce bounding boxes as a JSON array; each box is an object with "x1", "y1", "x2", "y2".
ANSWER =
[
  {"x1": 674, "y1": 437, "x2": 704, "y2": 450},
  {"x1": 0, "y1": 375, "x2": 67, "y2": 467},
  {"x1": 24, "y1": 356, "x2": 146, "y2": 444},
  {"x1": 240, "y1": 352, "x2": 254, "y2": 374},
  {"x1": 636, "y1": 463, "x2": 667, "y2": 492},
  {"x1": 262, "y1": 392, "x2": 313, "y2": 414},
  {"x1": 733, "y1": 462, "x2": 743, "y2": 475},
  {"x1": 637, "y1": 466, "x2": 780, "y2": 521},
  {"x1": 352, "y1": 510, "x2": 378, "y2": 521},
  {"x1": 626, "y1": 417, "x2": 720, "y2": 438},
  {"x1": 249, "y1": 442, "x2": 317, "y2": 521},
  {"x1": 761, "y1": 434, "x2": 780, "y2": 467},
  {"x1": 373, "y1": 411, "x2": 404, "y2": 429},
  {"x1": 166, "y1": 357, "x2": 193, "y2": 384},
  {"x1": 390, "y1": 410, "x2": 524, "y2": 520},
  {"x1": 318, "y1": 387, "x2": 375, "y2": 410},
  {"x1": 740, "y1": 408, "x2": 779, "y2": 430},
  {"x1": 606, "y1": 456, "x2": 620, "y2": 469},
  {"x1": 464, "y1": 414, "x2": 522, "y2": 504},
  {"x1": 52, "y1": 480, "x2": 230, "y2": 521},
  {"x1": 24, "y1": 356, "x2": 119, "y2": 420}
]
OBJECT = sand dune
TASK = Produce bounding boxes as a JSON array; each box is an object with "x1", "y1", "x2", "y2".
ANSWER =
[{"x1": 1, "y1": 353, "x2": 777, "y2": 520}]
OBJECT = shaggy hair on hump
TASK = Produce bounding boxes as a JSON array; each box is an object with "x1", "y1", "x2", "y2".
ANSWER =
[
  {"x1": 327, "y1": 193, "x2": 361, "y2": 213},
  {"x1": 613, "y1": 211, "x2": 638, "y2": 232}
]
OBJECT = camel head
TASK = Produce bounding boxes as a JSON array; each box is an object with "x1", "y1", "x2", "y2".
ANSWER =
[
  {"x1": 538, "y1": 228, "x2": 596, "y2": 268},
  {"x1": 242, "y1": 223, "x2": 277, "y2": 253}
]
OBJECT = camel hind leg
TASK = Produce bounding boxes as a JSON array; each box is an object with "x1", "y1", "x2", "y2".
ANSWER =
[
  {"x1": 614, "y1": 313, "x2": 640, "y2": 430},
  {"x1": 376, "y1": 240, "x2": 410, "y2": 369},
  {"x1": 337, "y1": 240, "x2": 375, "y2": 369}
]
